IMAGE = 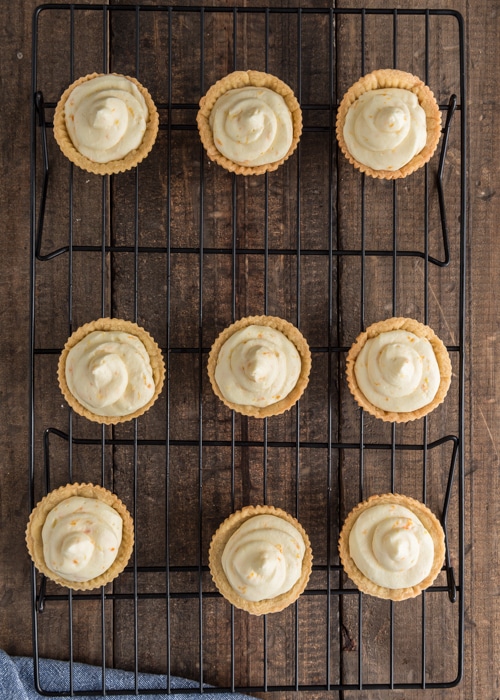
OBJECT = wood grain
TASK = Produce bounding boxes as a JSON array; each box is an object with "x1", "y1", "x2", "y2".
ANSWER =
[{"x1": 0, "y1": 0, "x2": 493, "y2": 699}]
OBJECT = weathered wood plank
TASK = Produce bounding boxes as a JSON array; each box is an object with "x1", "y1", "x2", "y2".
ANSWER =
[{"x1": 1, "y1": 0, "x2": 492, "y2": 699}]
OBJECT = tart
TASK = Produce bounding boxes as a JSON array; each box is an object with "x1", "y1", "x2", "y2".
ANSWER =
[
  {"x1": 54, "y1": 72, "x2": 159, "y2": 174},
  {"x1": 58, "y1": 318, "x2": 165, "y2": 424},
  {"x1": 345, "y1": 317, "x2": 452, "y2": 422},
  {"x1": 26, "y1": 483, "x2": 134, "y2": 591},
  {"x1": 197, "y1": 70, "x2": 302, "y2": 175},
  {"x1": 207, "y1": 315, "x2": 311, "y2": 418},
  {"x1": 338, "y1": 493, "x2": 446, "y2": 601},
  {"x1": 209, "y1": 505, "x2": 313, "y2": 615},
  {"x1": 336, "y1": 69, "x2": 442, "y2": 179}
]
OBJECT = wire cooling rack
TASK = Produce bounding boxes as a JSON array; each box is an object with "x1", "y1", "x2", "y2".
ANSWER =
[{"x1": 30, "y1": 4, "x2": 466, "y2": 695}]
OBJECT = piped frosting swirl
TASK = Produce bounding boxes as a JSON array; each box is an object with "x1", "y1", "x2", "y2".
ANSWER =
[
  {"x1": 64, "y1": 74, "x2": 148, "y2": 163},
  {"x1": 343, "y1": 87, "x2": 427, "y2": 171},
  {"x1": 349, "y1": 503, "x2": 435, "y2": 589},
  {"x1": 214, "y1": 324, "x2": 301, "y2": 407},
  {"x1": 65, "y1": 330, "x2": 156, "y2": 417},
  {"x1": 354, "y1": 329, "x2": 441, "y2": 412},
  {"x1": 221, "y1": 514, "x2": 306, "y2": 601},
  {"x1": 209, "y1": 86, "x2": 293, "y2": 166},
  {"x1": 42, "y1": 496, "x2": 122, "y2": 582}
]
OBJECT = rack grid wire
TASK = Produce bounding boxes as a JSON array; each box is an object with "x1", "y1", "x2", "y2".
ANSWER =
[{"x1": 30, "y1": 4, "x2": 466, "y2": 696}]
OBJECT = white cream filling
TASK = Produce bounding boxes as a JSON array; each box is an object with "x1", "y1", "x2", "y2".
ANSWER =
[
  {"x1": 65, "y1": 330, "x2": 155, "y2": 417},
  {"x1": 354, "y1": 329, "x2": 440, "y2": 412},
  {"x1": 214, "y1": 325, "x2": 301, "y2": 407},
  {"x1": 221, "y1": 514, "x2": 305, "y2": 602},
  {"x1": 42, "y1": 497, "x2": 122, "y2": 582},
  {"x1": 209, "y1": 86, "x2": 293, "y2": 166},
  {"x1": 65, "y1": 75, "x2": 148, "y2": 163},
  {"x1": 343, "y1": 87, "x2": 427, "y2": 171},
  {"x1": 349, "y1": 503, "x2": 435, "y2": 589}
]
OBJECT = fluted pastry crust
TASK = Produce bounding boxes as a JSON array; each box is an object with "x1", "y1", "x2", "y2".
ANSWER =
[
  {"x1": 336, "y1": 69, "x2": 442, "y2": 179},
  {"x1": 209, "y1": 505, "x2": 313, "y2": 615},
  {"x1": 53, "y1": 72, "x2": 159, "y2": 175},
  {"x1": 197, "y1": 70, "x2": 302, "y2": 175},
  {"x1": 26, "y1": 482, "x2": 134, "y2": 591},
  {"x1": 58, "y1": 317, "x2": 165, "y2": 424},
  {"x1": 345, "y1": 317, "x2": 452, "y2": 422},
  {"x1": 338, "y1": 493, "x2": 446, "y2": 601}
]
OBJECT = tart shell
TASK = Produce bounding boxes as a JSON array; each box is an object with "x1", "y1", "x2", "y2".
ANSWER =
[
  {"x1": 209, "y1": 504, "x2": 313, "y2": 615},
  {"x1": 207, "y1": 315, "x2": 311, "y2": 418},
  {"x1": 26, "y1": 482, "x2": 134, "y2": 591},
  {"x1": 338, "y1": 493, "x2": 446, "y2": 601},
  {"x1": 58, "y1": 317, "x2": 165, "y2": 424},
  {"x1": 197, "y1": 70, "x2": 302, "y2": 176},
  {"x1": 336, "y1": 68, "x2": 442, "y2": 179},
  {"x1": 345, "y1": 317, "x2": 452, "y2": 422}
]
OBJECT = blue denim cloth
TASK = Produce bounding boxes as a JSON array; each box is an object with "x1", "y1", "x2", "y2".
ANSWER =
[{"x1": 0, "y1": 650, "x2": 254, "y2": 699}]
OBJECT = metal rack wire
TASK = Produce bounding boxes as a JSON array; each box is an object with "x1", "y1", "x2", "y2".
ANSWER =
[{"x1": 30, "y1": 5, "x2": 466, "y2": 695}]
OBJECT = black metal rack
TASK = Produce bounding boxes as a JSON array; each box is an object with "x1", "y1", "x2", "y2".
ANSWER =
[{"x1": 30, "y1": 5, "x2": 466, "y2": 696}]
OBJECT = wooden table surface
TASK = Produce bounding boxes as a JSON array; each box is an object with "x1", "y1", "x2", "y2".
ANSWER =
[{"x1": 1, "y1": 0, "x2": 496, "y2": 698}]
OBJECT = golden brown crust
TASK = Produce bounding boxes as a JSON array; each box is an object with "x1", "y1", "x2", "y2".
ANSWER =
[
  {"x1": 336, "y1": 69, "x2": 442, "y2": 179},
  {"x1": 345, "y1": 317, "x2": 452, "y2": 422},
  {"x1": 197, "y1": 70, "x2": 302, "y2": 176},
  {"x1": 26, "y1": 483, "x2": 134, "y2": 591},
  {"x1": 53, "y1": 73, "x2": 159, "y2": 175},
  {"x1": 207, "y1": 315, "x2": 311, "y2": 418},
  {"x1": 208, "y1": 505, "x2": 313, "y2": 615},
  {"x1": 57, "y1": 318, "x2": 165, "y2": 424},
  {"x1": 338, "y1": 493, "x2": 446, "y2": 601}
]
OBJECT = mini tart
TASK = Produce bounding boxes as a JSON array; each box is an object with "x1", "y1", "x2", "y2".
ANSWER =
[
  {"x1": 345, "y1": 317, "x2": 452, "y2": 423},
  {"x1": 338, "y1": 493, "x2": 446, "y2": 601},
  {"x1": 197, "y1": 70, "x2": 302, "y2": 176},
  {"x1": 53, "y1": 72, "x2": 159, "y2": 175},
  {"x1": 207, "y1": 315, "x2": 312, "y2": 418},
  {"x1": 58, "y1": 317, "x2": 165, "y2": 424},
  {"x1": 336, "y1": 68, "x2": 442, "y2": 179},
  {"x1": 209, "y1": 505, "x2": 313, "y2": 615},
  {"x1": 26, "y1": 482, "x2": 134, "y2": 591}
]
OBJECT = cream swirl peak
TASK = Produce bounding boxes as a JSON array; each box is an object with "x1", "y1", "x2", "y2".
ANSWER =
[
  {"x1": 64, "y1": 75, "x2": 148, "y2": 163},
  {"x1": 343, "y1": 88, "x2": 427, "y2": 171},
  {"x1": 349, "y1": 503, "x2": 435, "y2": 589},
  {"x1": 214, "y1": 324, "x2": 301, "y2": 407},
  {"x1": 354, "y1": 329, "x2": 441, "y2": 412},
  {"x1": 209, "y1": 86, "x2": 293, "y2": 166},
  {"x1": 65, "y1": 330, "x2": 155, "y2": 417},
  {"x1": 42, "y1": 496, "x2": 122, "y2": 582},
  {"x1": 221, "y1": 514, "x2": 306, "y2": 602}
]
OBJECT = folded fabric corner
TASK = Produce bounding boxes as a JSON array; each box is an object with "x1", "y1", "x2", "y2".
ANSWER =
[{"x1": 0, "y1": 649, "x2": 255, "y2": 700}]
